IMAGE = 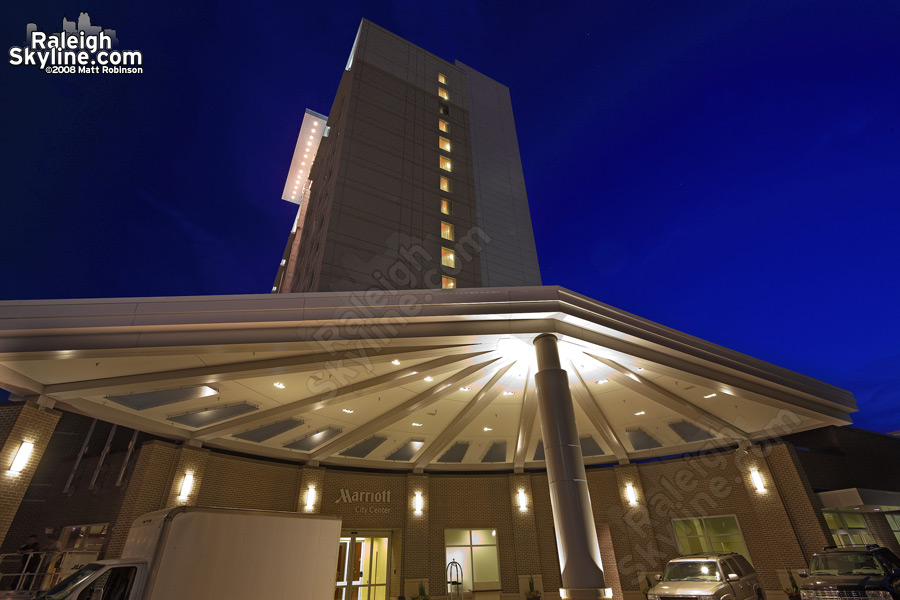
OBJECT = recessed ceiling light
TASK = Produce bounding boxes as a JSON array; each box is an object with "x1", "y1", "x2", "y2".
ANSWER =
[
  {"x1": 273, "y1": 382, "x2": 285, "y2": 389},
  {"x1": 722, "y1": 389, "x2": 734, "y2": 396},
  {"x1": 483, "y1": 427, "x2": 493, "y2": 431},
  {"x1": 459, "y1": 387, "x2": 471, "y2": 392},
  {"x1": 502, "y1": 391, "x2": 514, "y2": 396},
  {"x1": 412, "y1": 422, "x2": 423, "y2": 427},
  {"x1": 596, "y1": 379, "x2": 609, "y2": 384},
  {"x1": 342, "y1": 409, "x2": 354, "y2": 414},
  {"x1": 703, "y1": 393, "x2": 717, "y2": 399},
  {"x1": 636, "y1": 367, "x2": 645, "y2": 371},
  {"x1": 424, "y1": 376, "x2": 433, "y2": 382},
  {"x1": 634, "y1": 411, "x2": 646, "y2": 416},
  {"x1": 410, "y1": 371, "x2": 418, "y2": 375},
  {"x1": 391, "y1": 359, "x2": 400, "y2": 365}
]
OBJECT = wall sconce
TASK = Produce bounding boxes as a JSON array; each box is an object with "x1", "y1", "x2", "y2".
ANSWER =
[
  {"x1": 750, "y1": 468, "x2": 766, "y2": 493},
  {"x1": 305, "y1": 484, "x2": 317, "y2": 511},
  {"x1": 517, "y1": 488, "x2": 528, "y2": 512},
  {"x1": 8, "y1": 441, "x2": 34, "y2": 474},
  {"x1": 413, "y1": 491, "x2": 424, "y2": 516},
  {"x1": 177, "y1": 472, "x2": 194, "y2": 501},
  {"x1": 625, "y1": 483, "x2": 638, "y2": 506}
]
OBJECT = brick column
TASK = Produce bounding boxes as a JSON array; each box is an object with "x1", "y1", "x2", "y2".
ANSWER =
[
  {"x1": 764, "y1": 443, "x2": 831, "y2": 560},
  {"x1": 510, "y1": 473, "x2": 541, "y2": 596},
  {"x1": 164, "y1": 444, "x2": 210, "y2": 507},
  {"x1": 105, "y1": 441, "x2": 209, "y2": 558},
  {"x1": 864, "y1": 512, "x2": 900, "y2": 556},
  {"x1": 404, "y1": 473, "x2": 430, "y2": 599},
  {"x1": 611, "y1": 464, "x2": 659, "y2": 600},
  {"x1": 0, "y1": 401, "x2": 61, "y2": 548},
  {"x1": 298, "y1": 466, "x2": 326, "y2": 513}
]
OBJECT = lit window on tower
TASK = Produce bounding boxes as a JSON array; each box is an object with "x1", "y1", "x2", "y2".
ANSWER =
[
  {"x1": 441, "y1": 199, "x2": 451, "y2": 215},
  {"x1": 440, "y1": 157, "x2": 452, "y2": 172},
  {"x1": 439, "y1": 137, "x2": 451, "y2": 152},
  {"x1": 441, "y1": 222, "x2": 454, "y2": 241},
  {"x1": 439, "y1": 119, "x2": 449, "y2": 133},
  {"x1": 440, "y1": 177, "x2": 451, "y2": 192},
  {"x1": 438, "y1": 88, "x2": 449, "y2": 100},
  {"x1": 442, "y1": 276, "x2": 456, "y2": 289},
  {"x1": 438, "y1": 73, "x2": 447, "y2": 84},
  {"x1": 442, "y1": 247, "x2": 455, "y2": 268}
]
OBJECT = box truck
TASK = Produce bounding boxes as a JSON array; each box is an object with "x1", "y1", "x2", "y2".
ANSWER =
[{"x1": 34, "y1": 506, "x2": 341, "y2": 600}]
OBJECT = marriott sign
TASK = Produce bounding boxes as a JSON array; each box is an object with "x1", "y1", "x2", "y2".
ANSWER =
[{"x1": 334, "y1": 489, "x2": 392, "y2": 504}]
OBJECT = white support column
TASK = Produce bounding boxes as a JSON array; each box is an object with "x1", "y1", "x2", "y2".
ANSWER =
[{"x1": 533, "y1": 334, "x2": 607, "y2": 600}]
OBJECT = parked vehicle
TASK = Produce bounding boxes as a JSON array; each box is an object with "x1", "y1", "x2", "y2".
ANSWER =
[
  {"x1": 799, "y1": 544, "x2": 900, "y2": 600},
  {"x1": 647, "y1": 552, "x2": 764, "y2": 600},
  {"x1": 32, "y1": 506, "x2": 342, "y2": 600}
]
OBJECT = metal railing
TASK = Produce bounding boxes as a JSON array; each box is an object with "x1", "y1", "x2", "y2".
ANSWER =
[{"x1": 0, "y1": 550, "x2": 99, "y2": 595}]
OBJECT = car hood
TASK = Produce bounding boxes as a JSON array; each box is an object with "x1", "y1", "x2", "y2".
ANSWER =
[
  {"x1": 802, "y1": 575, "x2": 881, "y2": 588},
  {"x1": 649, "y1": 581, "x2": 726, "y2": 595}
]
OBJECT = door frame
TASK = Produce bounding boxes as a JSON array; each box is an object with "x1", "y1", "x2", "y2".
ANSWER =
[{"x1": 337, "y1": 529, "x2": 392, "y2": 600}]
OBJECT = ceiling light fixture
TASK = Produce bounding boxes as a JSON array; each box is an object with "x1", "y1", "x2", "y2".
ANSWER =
[
  {"x1": 273, "y1": 382, "x2": 285, "y2": 389},
  {"x1": 391, "y1": 359, "x2": 400, "y2": 365},
  {"x1": 502, "y1": 391, "x2": 514, "y2": 396},
  {"x1": 459, "y1": 387, "x2": 471, "y2": 392},
  {"x1": 424, "y1": 376, "x2": 433, "y2": 382},
  {"x1": 483, "y1": 427, "x2": 493, "y2": 431},
  {"x1": 704, "y1": 393, "x2": 717, "y2": 399},
  {"x1": 412, "y1": 422, "x2": 423, "y2": 427},
  {"x1": 342, "y1": 409, "x2": 354, "y2": 414},
  {"x1": 634, "y1": 411, "x2": 645, "y2": 416},
  {"x1": 596, "y1": 379, "x2": 609, "y2": 384}
]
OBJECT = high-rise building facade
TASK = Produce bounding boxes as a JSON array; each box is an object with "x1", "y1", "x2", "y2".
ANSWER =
[{"x1": 273, "y1": 20, "x2": 541, "y2": 293}]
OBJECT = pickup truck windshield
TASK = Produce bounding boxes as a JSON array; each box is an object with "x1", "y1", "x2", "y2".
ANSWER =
[
  {"x1": 35, "y1": 563, "x2": 103, "y2": 600},
  {"x1": 663, "y1": 561, "x2": 722, "y2": 582},
  {"x1": 810, "y1": 554, "x2": 885, "y2": 576}
]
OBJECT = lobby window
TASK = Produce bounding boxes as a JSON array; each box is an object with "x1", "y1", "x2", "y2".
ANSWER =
[
  {"x1": 441, "y1": 221, "x2": 454, "y2": 241},
  {"x1": 823, "y1": 511, "x2": 876, "y2": 547},
  {"x1": 440, "y1": 176, "x2": 451, "y2": 193},
  {"x1": 440, "y1": 157, "x2": 452, "y2": 172},
  {"x1": 445, "y1": 529, "x2": 498, "y2": 591},
  {"x1": 438, "y1": 87, "x2": 449, "y2": 100},
  {"x1": 438, "y1": 73, "x2": 447, "y2": 84},
  {"x1": 886, "y1": 514, "x2": 900, "y2": 546},
  {"x1": 673, "y1": 516, "x2": 750, "y2": 561},
  {"x1": 440, "y1": 103, "x2": 449, "y2": 116},
  {"x1": 442, "y1": 276, "x2": 456, "y2": 289},
  {"x1": 439, "y1": 136, "x2": 451, "y2": 152},
  {"x1": 439, "y1": 119, "x2": 449, "y2": 133},
  {"x1": 442, "y1": 247, "x2": 455, "y2": 268},
  {"x1": 441, "y1": 199, "x2": 451, "y2": 215}
]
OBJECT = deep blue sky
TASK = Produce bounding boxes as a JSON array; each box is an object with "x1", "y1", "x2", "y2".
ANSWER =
[{"x1": 2, "y1": 1, "x2": 898, "y2": 433}]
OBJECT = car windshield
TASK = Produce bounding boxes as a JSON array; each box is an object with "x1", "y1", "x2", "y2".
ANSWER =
[
  {"x1": 809, "y1": 553, "x2": 884, "y2": 576},
  {"x1": 663, "y1": 561, "x2": 722, "y2": 582},
  {"x1": 35, "y1": 563, "x2": 103, "y2": 600}
]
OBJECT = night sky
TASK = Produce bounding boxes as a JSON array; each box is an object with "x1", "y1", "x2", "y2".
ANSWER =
[{"x1": 2, "y1": 2, "x2": 899, "y2": 433}]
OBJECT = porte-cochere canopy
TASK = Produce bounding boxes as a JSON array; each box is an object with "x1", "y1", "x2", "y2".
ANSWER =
[{"x1": 0, "y1": 286, "x2": 855, "y2": 471}]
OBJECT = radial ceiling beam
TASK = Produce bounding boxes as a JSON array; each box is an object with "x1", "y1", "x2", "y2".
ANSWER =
[
  {"x1": 0, "y1": 363, "x2": 45, "y2": 397},
  {"x1": 585, "y1": 353, "x2": 752, "y2": 445},
  {"x1": 413, "y1": 362, "x2": 515, "y2": 470},
  {"x1": 513, "y1": 367, "x2": 537, "y2": 471},
  {"x1": 193, "y1": 350, "x2": 491, "y2": 441},
  {"x1": 566, "y1": 360, "x2": 630, "y2": 464},
  {"x1": 557, "y1": 322, "x2": 852, "y2": 424},
  {"x1": 41, "y1": 344, "x2": 466, "y2": 400},
  {"x1": 309, "y1": 356, "x2": 501, "y2": 462}
]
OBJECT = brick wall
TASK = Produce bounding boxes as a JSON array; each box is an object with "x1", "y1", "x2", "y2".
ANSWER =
[{"x1": 0, "y1": 402, "x2": 61, "y2": 549}]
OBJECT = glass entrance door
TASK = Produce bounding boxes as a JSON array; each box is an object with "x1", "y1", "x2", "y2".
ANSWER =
[{"x1": 335, "y1": 533, "x2": 389, "y2": 600}]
